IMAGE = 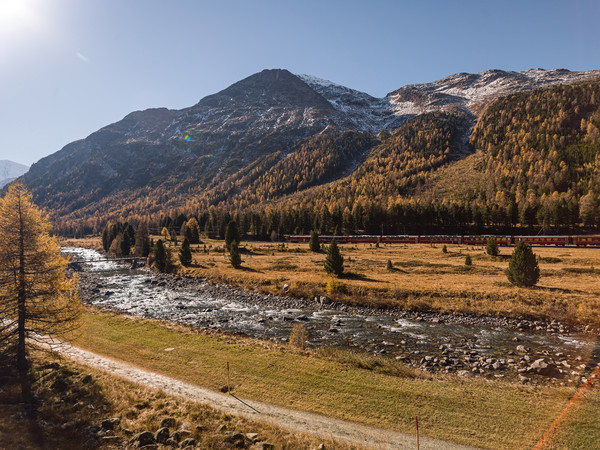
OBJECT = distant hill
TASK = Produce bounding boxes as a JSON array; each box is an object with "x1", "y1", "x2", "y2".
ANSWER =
[
  {"x1": 0, "y1": 160, "x2": 29, "y2": 188},
  {"x1": 18, "y1": 67, "x2": 600, "y2": 235}
]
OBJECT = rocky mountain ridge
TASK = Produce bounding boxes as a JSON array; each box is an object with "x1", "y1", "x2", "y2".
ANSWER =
[{"x1": 18, "y1": 67, "x2": 600, "y2": 229}]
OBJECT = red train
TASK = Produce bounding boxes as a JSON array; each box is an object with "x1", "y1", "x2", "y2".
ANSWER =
[{"x1": 288, "y1": 234, "x2": 600, "y2": 247}]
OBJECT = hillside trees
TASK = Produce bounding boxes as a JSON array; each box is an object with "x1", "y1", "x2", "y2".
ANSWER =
[{"x1": 0, "y1": 183, "x2": 81, "y2": 377}]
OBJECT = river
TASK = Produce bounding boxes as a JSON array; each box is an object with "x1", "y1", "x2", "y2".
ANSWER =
[{"x1": 65, "y1": 247, "x2": 599, "y2": 385}]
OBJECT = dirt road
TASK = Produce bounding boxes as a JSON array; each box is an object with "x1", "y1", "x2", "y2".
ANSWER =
[{"x1": 53, "y1": 342, "x2": 474, "y2": 449}]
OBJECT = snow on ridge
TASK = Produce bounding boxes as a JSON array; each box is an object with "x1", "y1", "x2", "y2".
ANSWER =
[{"x1": 298, "y1": 68, "x2": 600, "y2": 133}]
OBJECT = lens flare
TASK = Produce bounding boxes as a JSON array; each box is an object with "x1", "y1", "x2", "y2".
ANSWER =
[{"x1": 184, "y1": 135, "x2": 191, "y2": 142}]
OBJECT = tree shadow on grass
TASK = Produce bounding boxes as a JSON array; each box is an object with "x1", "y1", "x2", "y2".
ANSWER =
[
  {"x1": 238, "y1": 266, "x2": 263, "y2": 273},
  {"x1": 341, "y1": 271, "x2": 377, "y2": 282}
]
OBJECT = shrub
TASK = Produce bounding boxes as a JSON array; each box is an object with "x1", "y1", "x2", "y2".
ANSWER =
[
  {"x1": 442, "y1": 245, "x2": 447, "y2": 254},
  {"x1": 465, "y1": 254, "x2": 472, "y2": 266},
  {"x1": 289, "y1": 324, "x2": 308, "y2": 350},
  {"x1": 386, "y1": 259, "x2": 394, "y2": 271},
  {"x1": 506, "y1": 242, "x2": 540, "y2": 286},
  {"x1": 324, "y1": 239, "x2": 344, "y2": 276},
  {"x1": 486, "y1": 238, "x2": 499, "y2": 256},
  {"x1": 325, "y1": 276, "x2": 340, "y2": 293}
]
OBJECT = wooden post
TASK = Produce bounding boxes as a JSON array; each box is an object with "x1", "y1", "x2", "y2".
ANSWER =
[
  {"x1": 416, "y1": 415, "x2": 419, "y2": 450},
  {"x1": 227, "y1": 361, "x2": 231, "y2": 395}
]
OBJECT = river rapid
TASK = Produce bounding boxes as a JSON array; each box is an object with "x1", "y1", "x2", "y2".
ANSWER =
[{"x1": 65, "y1": 247, "x2": 599, "y2": 386}]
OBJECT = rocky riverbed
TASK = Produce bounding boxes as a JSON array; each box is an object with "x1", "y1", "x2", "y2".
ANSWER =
[{"x1": 68, "y1": 247, "x2": 600, "y2": 386}]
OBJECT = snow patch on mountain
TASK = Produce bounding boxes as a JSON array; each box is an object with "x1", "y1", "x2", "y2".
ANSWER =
[
  {"x1": 297, "y1": 74, "x2": 407, "y2": 133},
  {"x1": 0, "y1": 160, "x2": 29, "y2": 188},
  {"x1": 387, "y1": 68, "x2": 600, "y2": 115},
  {"x1": 300, "y1": 69, "x2": 600, "y2": 133}
]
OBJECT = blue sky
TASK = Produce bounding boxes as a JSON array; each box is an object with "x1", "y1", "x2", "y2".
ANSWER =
[{"x1": 1, "y1": 0, "x2": 599, "y2": 166}]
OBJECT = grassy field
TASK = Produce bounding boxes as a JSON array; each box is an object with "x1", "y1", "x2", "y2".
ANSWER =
[
  {"x1": 163, "y1": 239, "x2": 600, "y2": 326},
  {"x1": 70, "y1": 308, "x2": 600, "y2": 449},
  {"x1": 0, "y1": 348, "x2": 347, "y2": 449}
]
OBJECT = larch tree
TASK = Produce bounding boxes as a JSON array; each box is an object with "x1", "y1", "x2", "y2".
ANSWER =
[{"x1": 0, "y1": 183, "x2": 82, "y2": 376}]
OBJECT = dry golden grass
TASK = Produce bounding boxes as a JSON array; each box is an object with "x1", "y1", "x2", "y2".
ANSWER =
[
  {"x1": 173, "y1": 239, "x2": 600, "y2": 326},
  {"x1": 0, "y1": 349, "x2": 353, "y2": 449}
]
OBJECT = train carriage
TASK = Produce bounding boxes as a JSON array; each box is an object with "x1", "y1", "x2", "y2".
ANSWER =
[
  {"x1": 573, "y1": 235, "x2": 600, "y2": 246},
  {"x1": 289, "y1": 234, "x2": 600, "y2": 247},
  {"x1": 514, "y1": 236, "x2": 570, "y2": 246}
]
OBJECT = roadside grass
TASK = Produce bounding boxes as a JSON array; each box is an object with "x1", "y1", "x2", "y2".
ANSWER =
[
  {"x1": 0, "y1": 349, "x2": 346, "y2": 449},
  {"x1": 75, "y1": 308, "x2": 579, "y2": 449}
]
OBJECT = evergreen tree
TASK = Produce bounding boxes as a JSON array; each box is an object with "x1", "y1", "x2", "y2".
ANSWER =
[
  {"x1": 102, "y1": 227, "x2": 110, "y2": 252},
  {"x1": 154, "y1": 239, "x2": 167, "y2": 272},
  {"x1": 486, "y1": 238, "x2": 499, "y2": 256},
  {"x1": 225, "y1": 221, "x2": 240, "y2": 248},
  {"x1": 309, "y1": 230, "x2": 320, "y2": 252},
  {"x1": 324, "y1": 239, "x2": 344, "y2": 276},
  {"x1": 0, "y1": 183, "x2": 81, "y2": 378},
  {"x1": 119, "y1": 234, "x2": 131, "y2": 256},
  {"x1": 506, "y1": 242, "x2": 540, "y2": 287},
  {"x1": 135, "y1": 223, "x2": 150, "y2": 257},
  {"x1": 386, "y1": 259, "x2": 394, "y2": 271},
  {"x1": 123, "y1": 223, "x2": 135, "y2": 249},
  {"x1": 229, "y1": 241, "x2": 242, "y2": 268},
  {"x1": 179, "y1": 237, "x2": 193, "y2": 266}
]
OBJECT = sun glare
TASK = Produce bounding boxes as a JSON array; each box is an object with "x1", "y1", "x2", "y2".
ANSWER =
[{"x1": 0, "y1": 0, "x2": 39, "y2": 36}]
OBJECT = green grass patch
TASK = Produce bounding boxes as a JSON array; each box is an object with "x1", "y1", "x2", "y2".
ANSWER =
[{"x1": 76, "y1": 309, "x2": 575, "y2": 449}]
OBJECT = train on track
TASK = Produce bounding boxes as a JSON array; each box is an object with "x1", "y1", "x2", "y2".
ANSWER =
[{"x1": 288, "y1": 234, "x2": 600, "y2": 247}]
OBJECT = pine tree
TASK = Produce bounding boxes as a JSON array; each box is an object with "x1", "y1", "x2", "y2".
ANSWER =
[
  {"x1": 506, "y1": 242, "x2": 540, "y2": 286},
  {"x1": 486, "y1": 238, "x2": 499, "y2": 256},
  {"x1": 0, "y1": 183, "x2": 82, "y2": 377},
  {"x1": 324, "y1": 239, "x2": 344, "y2": 276},
  {"x1": 179, "y1": 237, "x2": 193, "y2": 266},
  {"x1": 229, "y1": 241, "x2": 242, "y2": 268},
  {"x1": 135, "y1": 223, "x2": 150, "y2": 257},
  {"x1": 102, "y1": 227, "x2": 110, "y2": 252},
  {"x1": 154, "y1": 239, "x2": 167, "y2": 272},
  {"x1": 225, "y1": 221, "x2": 240, "y2": 248},
  {"x1": 309, "y1": 230, "x2": 320, "y2": 252}
]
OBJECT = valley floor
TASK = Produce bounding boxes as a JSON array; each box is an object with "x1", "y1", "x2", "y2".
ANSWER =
[{"x1": 152, "y1": 239, "x2": 600, "y2": 327}]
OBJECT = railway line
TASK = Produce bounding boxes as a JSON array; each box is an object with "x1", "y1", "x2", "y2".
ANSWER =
[{"x1": 289, "y1": 234, "x2": 600, "y2": 247}]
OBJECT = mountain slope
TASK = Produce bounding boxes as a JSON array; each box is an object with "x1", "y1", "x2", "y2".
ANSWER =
[{"x1": 16, "y1": 67, "x2": 600, "y2": 234}]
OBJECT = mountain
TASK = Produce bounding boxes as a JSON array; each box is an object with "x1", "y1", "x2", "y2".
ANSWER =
[
  {"x1": 0, "y1": 160, "x2": 29, "y2": 188},
  {"x1": 18, "y1": 67, "x2": 600, "y2": 234}
]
